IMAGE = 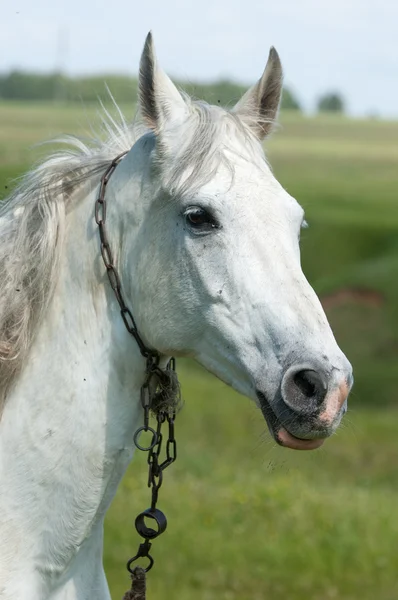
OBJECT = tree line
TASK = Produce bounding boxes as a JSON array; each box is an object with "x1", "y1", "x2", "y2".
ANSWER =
[{"x1": 0, "y1": 71, "x2": 344, "y2": 113}]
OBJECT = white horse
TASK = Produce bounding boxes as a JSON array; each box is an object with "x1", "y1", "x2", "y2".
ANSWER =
[{"x1": 0, "y1": 33, "x2": 352, "y2": 599}]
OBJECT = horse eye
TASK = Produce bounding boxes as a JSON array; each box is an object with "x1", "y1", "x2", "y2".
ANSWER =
[{"x1": 184, "y1": 207, "x2": 217, "y2": 232}]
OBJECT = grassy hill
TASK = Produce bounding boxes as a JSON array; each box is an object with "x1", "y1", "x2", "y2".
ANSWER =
[{"x1": 0, "y1": 101, "x2": 397, "y2": 599}]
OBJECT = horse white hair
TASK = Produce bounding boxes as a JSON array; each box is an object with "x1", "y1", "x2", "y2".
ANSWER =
[{"x1": 0, "y1": 33, "x2": 352, "y2": 599}]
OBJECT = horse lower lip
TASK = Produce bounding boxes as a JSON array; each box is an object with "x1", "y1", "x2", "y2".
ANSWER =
[
  {"x1": 276, "y1": 427, "x2": 324, "y2": 450},
  {"x1": 257, "y1": 391, "x2": 325, "y2": 451}
]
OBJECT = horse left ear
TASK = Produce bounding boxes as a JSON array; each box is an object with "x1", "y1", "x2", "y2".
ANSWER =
[
  {"x1": 232, "y1": 47, "x2": 283, "y2": 140},
  {"x1": 139, "y1": 32, "x2": 188, "y2": 134}
]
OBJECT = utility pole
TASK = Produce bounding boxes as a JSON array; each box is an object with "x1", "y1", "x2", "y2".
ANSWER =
[{"x1": 54, "y1": 25, "x2": 69, "y2": 103}]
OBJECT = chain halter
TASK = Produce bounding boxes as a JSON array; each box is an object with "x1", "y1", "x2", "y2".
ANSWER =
[{"x1": 95, "y1": 151, "x2": 181, "y2": 599}]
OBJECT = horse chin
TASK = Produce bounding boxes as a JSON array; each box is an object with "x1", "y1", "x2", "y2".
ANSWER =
[{"x1": 256, "y1": 390, "x2": 325, "y2": 451}]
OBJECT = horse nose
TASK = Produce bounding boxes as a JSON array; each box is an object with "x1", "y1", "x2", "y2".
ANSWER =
[{"x1": 281, "y1": 364, "x2": 328, "y2": 413}]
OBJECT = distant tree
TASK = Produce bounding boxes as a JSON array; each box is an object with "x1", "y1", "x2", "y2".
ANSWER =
[
  {"x1": 67, "y1": 75, "x2": 138, "y2": 103},
  {"x1": 179, "y1": 79, "x2": 246, "y2": 108},
  {"x1": 317, "y1": 92, "x2": 345, "y2": 113},
  {"x1": 280, "y1": 87, "x2": 301, "y2": 111},
  {"x1": 180, "y1": 80, "x2": 301, "y2": 111},
  {"x1": 0, "y1": 71, "x2": 138, "y2": 103},
  {"x1": 0, "y1": 70, "x2": 301, "y2": 112}
]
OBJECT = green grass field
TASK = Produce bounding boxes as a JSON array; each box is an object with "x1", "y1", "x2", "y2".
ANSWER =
[{"x1": 1, "y1": 102, "x2": 397, "y2": 599}]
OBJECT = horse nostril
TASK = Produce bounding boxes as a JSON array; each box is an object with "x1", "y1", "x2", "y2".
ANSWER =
[
  {"x1": 294, "y1": 370, "x2": 324, "y2": 401},
  {"x1": 282, "y1": 366, "x2": 328, "y2": 413}
]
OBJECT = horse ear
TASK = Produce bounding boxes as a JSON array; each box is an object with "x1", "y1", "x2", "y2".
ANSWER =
[
  {"x1": 232, "y1": 47, "x2": 283, "y2": 140},
  {"x1": 139, "y1": 32, "x2": 188, "y2": 133}
]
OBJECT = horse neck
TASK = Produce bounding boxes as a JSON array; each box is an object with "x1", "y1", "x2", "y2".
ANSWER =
[{"x1": 0, "y1": 180, "x2": 146, "y2": 599}]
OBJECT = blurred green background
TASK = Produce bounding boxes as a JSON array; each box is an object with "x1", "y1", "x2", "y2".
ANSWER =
[{"x1": 0, "y1": 100, "x2": 397, "y2": 600}]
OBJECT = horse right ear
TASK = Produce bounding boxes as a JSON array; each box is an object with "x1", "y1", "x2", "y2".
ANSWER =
[
  {"x1": 232, "y1": 47, "x2": 283, "y2": 140},
  {"x1": 138, "y1": 32, "x2": 188, "y2": 134}
]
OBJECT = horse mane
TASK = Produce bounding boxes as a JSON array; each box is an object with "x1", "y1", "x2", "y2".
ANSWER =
[
  {"x1": 0, "y1": 95, "x2": 265, "y2": 412},
  {"x1": 0, "y1": 102, "x2": 143, "y2": 411}
]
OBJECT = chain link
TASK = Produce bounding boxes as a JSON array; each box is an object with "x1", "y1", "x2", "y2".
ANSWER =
[
  {"x1": 128, "y1": 359, "x2": 178, "y2": 574},
  {"x1": 94, "y1": 153, "x2": 180, "y2": 586},
  {"x1": 94, "y1": 151, "x2": 158, "y2": 361}
]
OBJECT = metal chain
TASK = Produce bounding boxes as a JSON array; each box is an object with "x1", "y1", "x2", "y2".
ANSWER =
[
  {"x1": 127, "y1": 359, "x2": 178, "y2": 574},
  {"x1": 94, "y1": 153, "x2": 179, "y2": 599},
  {"x1": 94, "y1": 151, "x2": 158, "y2": 362}
]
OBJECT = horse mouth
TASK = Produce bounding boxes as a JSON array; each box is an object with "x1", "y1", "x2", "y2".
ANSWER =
[{"x1": 257, "y1": 391, "x2": 324, "y2": 451}]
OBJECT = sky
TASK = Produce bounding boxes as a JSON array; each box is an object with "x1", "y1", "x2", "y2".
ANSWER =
[{"x1": 1, "y1": 0, "x2": 398, "y2": 118}]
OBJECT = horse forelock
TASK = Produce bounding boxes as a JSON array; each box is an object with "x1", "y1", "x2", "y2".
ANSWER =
[{"x1": 157, "y1": 96, "x2": 267, "y2": 196}]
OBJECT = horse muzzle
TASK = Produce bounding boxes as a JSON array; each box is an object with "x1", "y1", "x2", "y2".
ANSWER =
[{"x1": 257, "y1": 361, "x2": 353, "y2": 450}]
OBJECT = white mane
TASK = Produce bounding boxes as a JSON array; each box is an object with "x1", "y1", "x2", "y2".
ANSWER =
[{"x1": 0, "y1": 103, "x2": 142, "y2": 411}]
